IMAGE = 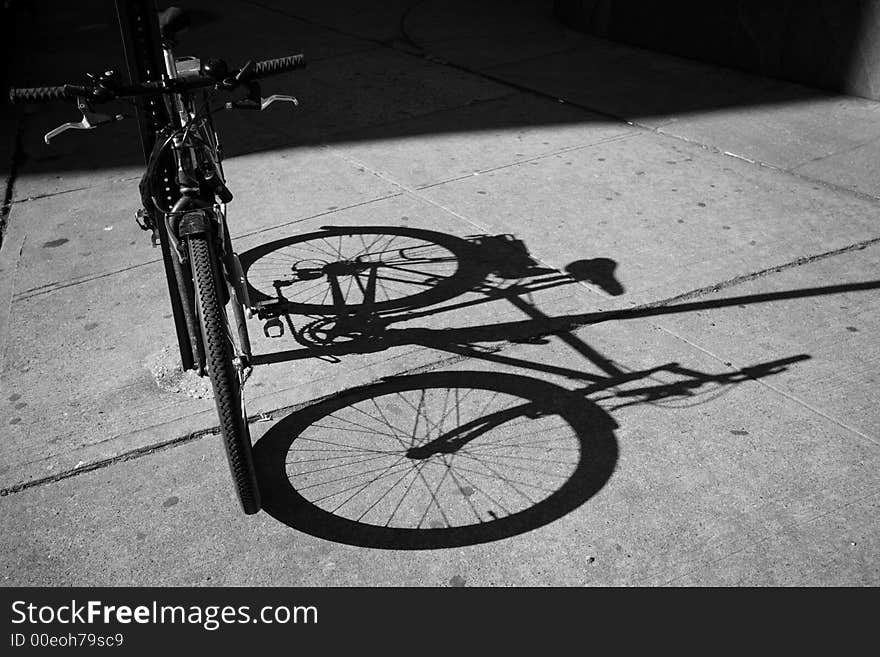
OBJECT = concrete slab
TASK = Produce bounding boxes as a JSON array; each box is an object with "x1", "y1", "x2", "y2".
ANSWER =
[
  {"x1": 648, "y1": 242, "x2": 880, "y2": 440},
  {"x1": 794, "y1": 138, "x2": 880, "y2": 198},
  {"x1": 325, "y1": 92, "x2": 639, "y2": 189},
  {"x1": 411, "y1": 29, "x2": 583, "y2": 71},
  {"x1": 7, "y1": 147, "x2": 400, "y2": 298},
  {"x1": 417, "y1": 132, "x2": 880, "y2": 305},
  {"x1": 668, "y1": 492, "x2": 880, "y2": 586},
  {"x1": 1, "y1": 261, "x2": 212, "y2": 489},
  {"x1": 655, "y1": 94, "x2": 880, "y2": 177},
  {"x1": 401, "y1": 0, "x2": 584, "y2": 69}
]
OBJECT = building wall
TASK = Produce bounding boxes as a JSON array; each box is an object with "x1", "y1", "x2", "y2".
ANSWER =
[{"x1": 554, "y1": 0, "x2": 880, "y2": 100}]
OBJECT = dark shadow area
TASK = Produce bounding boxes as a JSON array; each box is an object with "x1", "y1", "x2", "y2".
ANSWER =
[
  {"x1": 254, "y1": 358, "x2": 809, "y2": 549},
  {"x1": 4, "y1": 0, "x2": 862, "y2": 182},
  {"x1": 254, "y1": 370, "x2": 618, "y2": 549},
  {"x1": 243, "y1": 226, "x2": 844, "y2": 547},
  {"x1": 555, "y1": 0, "x2": 880, "y2": 100},
  {"x1": 254, "y1": 355, "x2": 808, "y2": 548}
]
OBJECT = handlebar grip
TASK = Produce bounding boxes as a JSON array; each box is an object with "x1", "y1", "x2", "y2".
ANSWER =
[
  {"x1": 252, "y1": 54, "x2": 306, "y2": 78},
  {"x1": 8, "y1": 85, "x2": 74, "y2": 103}
]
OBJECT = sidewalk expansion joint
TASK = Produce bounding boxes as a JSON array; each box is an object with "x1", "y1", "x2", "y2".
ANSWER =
[
  {"x1": 792, "y1": 132, "x2": 880, "y2": 169},
  {"x1": 321, "y1": 144, "x2": 491, "y2": 233},
  {"x1": 657, "y1": 324, "x2": 880, "y2": 447},
  {"x1": 0, "y1": 426, "x2": 212, "y2": 498},
  {"x1": 634, "y1": 236, "x2": 880, "y2": 309},
  {"x1": 654, "y1": 126, "x2": 880, "y2": 205},
  {"x1": 0, "y1": 116, "x2": 23, "y2": 252},
  {"x1": 11, "y1": 183, "x2": 119, "y2": 205},
  {"x1": 414, "y1": 131, "x2": 640, "y2": 192},
  {"x1": 10, "y1": 191, "x2": 405, "y2": 302},
  {"x1": 0, "y1": 350, "x2": 474, "y2": 497}
]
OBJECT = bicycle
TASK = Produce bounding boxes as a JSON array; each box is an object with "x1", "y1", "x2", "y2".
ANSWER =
[{"x1": 7, "y1": 1, "x2": 306, "y2": 514}]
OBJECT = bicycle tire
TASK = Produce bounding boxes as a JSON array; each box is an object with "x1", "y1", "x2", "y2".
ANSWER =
[
  {"x1": 238, "y1": 226, "x2": 486, "y2": 315},
  {"x1": 189, "y1": 235, "x2": 261, "y2": 514}
]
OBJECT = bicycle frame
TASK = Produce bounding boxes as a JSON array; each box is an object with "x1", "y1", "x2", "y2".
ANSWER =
[
  {"x1": 131, "y1": 35, "x2": 253, "y2": 377},
  {"x1": 116, "y1": 0, "x2": 194, "y2": 369}
]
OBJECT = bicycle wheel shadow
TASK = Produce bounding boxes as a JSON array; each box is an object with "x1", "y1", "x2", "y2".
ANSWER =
[
  {"x1": 253, "y1": 370, "x2": 619, "y2": 550},
  {"x1": 252, "y1": 352, "x2": 810, "y2": 549}
]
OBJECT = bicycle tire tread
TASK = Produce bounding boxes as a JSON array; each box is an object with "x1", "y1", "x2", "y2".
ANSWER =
[{"x1": 190, "y1": 236, "x2": 261, "y2": 514}]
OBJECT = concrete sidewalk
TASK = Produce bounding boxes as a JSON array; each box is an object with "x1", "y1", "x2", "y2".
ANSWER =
[{"x1": 1, "y1": 0, "x2": 878, "y2": 586}]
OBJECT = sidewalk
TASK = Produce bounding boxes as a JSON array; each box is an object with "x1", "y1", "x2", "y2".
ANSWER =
[{"x1": 1, "y1": 0, "x2": 878, "y2": 585}]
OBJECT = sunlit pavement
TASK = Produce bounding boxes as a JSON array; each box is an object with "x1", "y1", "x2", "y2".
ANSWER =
[{"x1": 1, "y1": 0, "x2": 878, "y2": 586}]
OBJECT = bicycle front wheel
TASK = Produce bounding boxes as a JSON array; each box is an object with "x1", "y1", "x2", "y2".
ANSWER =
[{"x1": 189, "y1": 235, "x2": 261, "y2": 514}]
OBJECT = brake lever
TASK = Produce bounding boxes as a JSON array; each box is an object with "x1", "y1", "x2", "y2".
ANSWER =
[
  {"x1": 259, "y1": 94, "x2": 298, "y2": 110},
  {"x1": 223, "y1": 79, "x2": 298, "y2": 111},
  {"x1": 44, "y1": 96, "x2": 126, "y2": 144}
]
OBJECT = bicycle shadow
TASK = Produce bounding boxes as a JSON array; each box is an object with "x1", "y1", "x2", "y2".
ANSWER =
[
  {"x1": 241, "y1": 225, "x2": 873, "y2": 548},
  {"x1": 252, "y1": 355, "x2": 811, "y2": 549}
]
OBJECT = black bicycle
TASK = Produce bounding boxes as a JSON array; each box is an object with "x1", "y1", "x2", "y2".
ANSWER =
[{"x1": 7, "y1": 2, "x2": 306, "y2": 514}]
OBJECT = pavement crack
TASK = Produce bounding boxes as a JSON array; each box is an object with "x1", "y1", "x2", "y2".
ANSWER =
[
  {"x1": 0, "y1": 427, "x2": 215, "y2": 497},
  {"x1": 791, "y1": 132, "x2": 880, "y2": 170},
  {"x1": 322, "y1": 144, "x2": 491, "y2": 233},
  {"x1": 0, "y1": 353, "x2": 473, "y2": 496},
  {"x1": 12, "y1": 183, "x2": 117, "y2": 205}
]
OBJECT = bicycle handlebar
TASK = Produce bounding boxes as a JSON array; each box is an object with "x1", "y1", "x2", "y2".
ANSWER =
[
  {"x1": 252, "y1": 54, "x2": 306, "y2": 77},
  {"x1": 7, "y1": 53, "x2": 306, "y2": 104},
  {"x1": 8, "y1": 85, "x2": 80, "y2": 102}
]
